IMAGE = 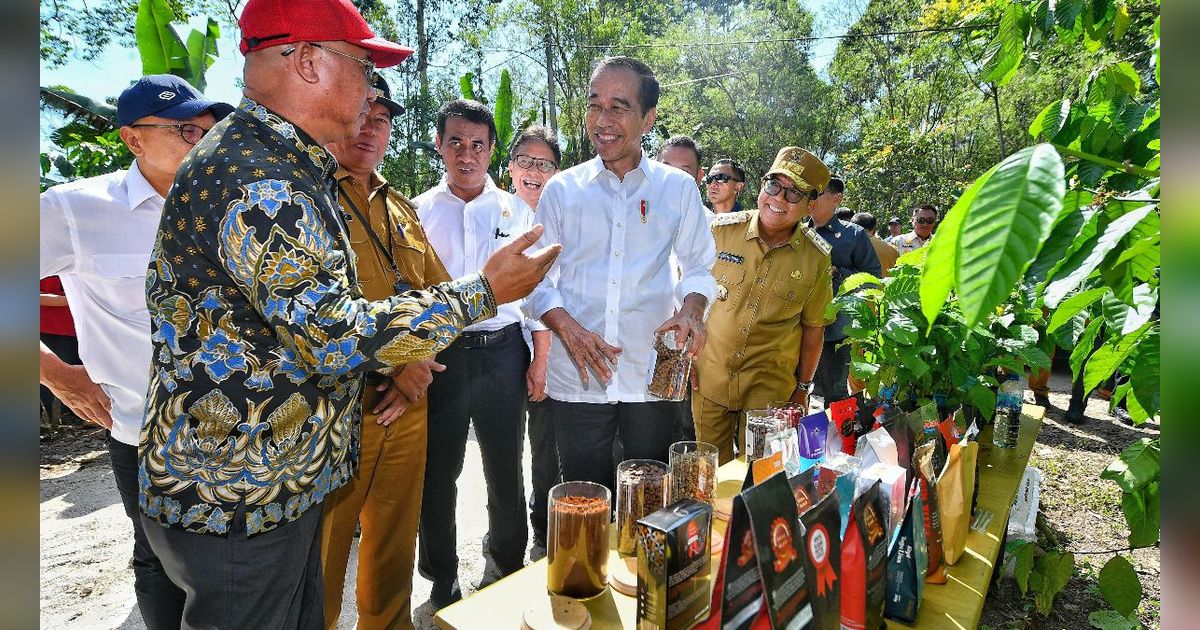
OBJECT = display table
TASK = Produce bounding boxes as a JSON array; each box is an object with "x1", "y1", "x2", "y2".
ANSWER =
[{"x1": 434, "y1": 405, "x2": 1044, "y2": 629}]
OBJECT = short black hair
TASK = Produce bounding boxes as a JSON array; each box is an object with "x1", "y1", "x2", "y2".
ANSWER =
[
  {"x1": 590, "y1": 56, "x2": 659, "y2": 113},
  {"x1": 712, "y1": 158, "x2": 745, "y2": 182},
  {"x1": 836, "y1": 207, "x2": 854, "y2": 220},
  {"x1": 436, "y1": 99, "x2": 497, "y2": 146},
  {"x1": 913, "y1": 203, "x2": 939, "y2": 218},
  {"x1": 827, "y1": 176, "x2": 845, "y2": 195},
  {"x1": 661, "y1": 135, "x2": 701, "y2": 167},
  {"x1": 851, "y1": 211, "x2": 877, "y2": 232},
  {"x1": 509, "y1": 124, "x2": 561, "y2": 164}
]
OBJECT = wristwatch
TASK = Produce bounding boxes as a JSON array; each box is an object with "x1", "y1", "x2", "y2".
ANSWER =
[{"x1": 796, "y1": 381, "x2": 815, "y2": 394}]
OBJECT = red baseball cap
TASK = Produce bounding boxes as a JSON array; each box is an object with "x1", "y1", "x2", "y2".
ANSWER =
[{"x1": 239, "y1": 0, "x2": 414, "y2": 68}]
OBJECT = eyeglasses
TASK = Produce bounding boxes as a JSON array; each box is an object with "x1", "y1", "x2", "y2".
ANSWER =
[
  {"x1": 761, "y1": 177, "x2": 807, "y2": 203},
  {"x1": 914, "y1": 217, "x2": 937, "y2": 225},
  {"x1": 128, "y1": 123, "x2": 211, "y2": 146},
  {"x1": 512, "y1": 154, "x2": 557, "y2": 173},
  {"x1": 704, "y1": 173, "x2": 742, "y2": 185},
  {"x1": 282, "y1": 42, "x2": 376, "y2": 83}
]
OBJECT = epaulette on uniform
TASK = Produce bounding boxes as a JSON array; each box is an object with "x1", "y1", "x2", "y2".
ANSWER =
[
  {"x1": 711, "y1": 210, "x2": 752, "y2": 229},
  {"x1": 800, "y1": 225, "x2": 832, "y2": 256}
]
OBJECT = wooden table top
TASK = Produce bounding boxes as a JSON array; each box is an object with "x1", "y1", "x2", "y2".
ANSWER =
[{"x1": 434, "y1": 405, "x2": 1044, "y2": 629}]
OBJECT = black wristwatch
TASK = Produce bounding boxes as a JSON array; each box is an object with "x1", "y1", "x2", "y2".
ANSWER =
[{"x1": 796, "y1": 381, "x2": 815, "y2": 394}]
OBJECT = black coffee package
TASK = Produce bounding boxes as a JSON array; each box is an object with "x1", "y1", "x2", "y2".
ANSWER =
[
  {"x1": 880, "y1": 406, "x2": 914, "y2": 488},
  {"x1": 798, "y1": 492, "x2": 841, "y2": 630},
  {"x1": 884, "y1": 482, "x2": 928, "y2": 623},
  {"x1": 743, "y1": 471, "x2": 813, "y2": 628},
  {"x1": 788, "y1": 468, "x2": 817, "y2": 517},
  {"x1": 636, "y1": 499, "x2": 714, "y2": 630},
  {"x1": 717, "y1": 494, "x2": 766, "y2": 630}
]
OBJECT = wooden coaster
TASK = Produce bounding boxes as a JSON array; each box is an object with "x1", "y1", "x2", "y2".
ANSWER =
[
  {"x1": 521, "y1": 595, "x2": 592, "y2": 630},
  {"x1": 609, "y1": 556, "x2": 638, "y2": 596},
  {"x1": 714, "y1": 496, "x2": 732, "y2": 521},
  {"x1": 710, "y1": 530, "x2": 724, "y2": 556}
]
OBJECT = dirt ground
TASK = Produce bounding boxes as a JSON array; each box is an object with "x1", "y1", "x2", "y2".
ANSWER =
[{"x1": 40, "y1": 369, "x2": 1160, "y2": 629}]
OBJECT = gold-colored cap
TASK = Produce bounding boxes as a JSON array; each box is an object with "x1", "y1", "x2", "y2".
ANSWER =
[{"x1": 764, "y1": 147, "x2": 830, "y2": 193}]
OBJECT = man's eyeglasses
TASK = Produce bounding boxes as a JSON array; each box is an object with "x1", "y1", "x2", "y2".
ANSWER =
[
  {"x1": 704, "y1": 173, "x2": 742, "y2": 185},
  {"x1": 914, "y1": 217, "x2": 937, "y2": 225},
  {"x1": 761, "y1": 177, "x2": 807, "y2": 203},
  {"x1": 282, "y1": 42, "x2": 375, "y2": 83},
  {"x1": 513, "y1": 154, "x2": 558, "y2": 173},
  {"x1": 128, "y1": 123, "x2": 211, "y2": 146}
]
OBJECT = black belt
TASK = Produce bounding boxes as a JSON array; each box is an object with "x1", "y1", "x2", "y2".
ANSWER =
[{"x1": 457, "y1": 322, "x2": 521, "y2": 348}]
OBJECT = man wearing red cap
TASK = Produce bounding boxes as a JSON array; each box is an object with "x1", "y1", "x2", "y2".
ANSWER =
[{"x1": 137, "y1": 1, "x2": 560, "y2": 627}]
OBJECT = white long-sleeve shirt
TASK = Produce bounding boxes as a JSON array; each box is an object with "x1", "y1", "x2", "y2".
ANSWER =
[
  {"x1": 415, "y1": 176, "x2": 545, "y2": 333},
  {"x1": 40, "y1": 161, "x2": 162, "y2": 446},
  {"x1": 524, "y1": 154, "x2": 717, "y2": 403}
]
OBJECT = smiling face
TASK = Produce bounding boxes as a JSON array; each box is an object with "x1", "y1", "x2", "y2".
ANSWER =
[
  {"x1": 661, "y1": 145, "x2": 702, "y2": 184},
  {"x1": 757, "y1": 174, "x2": 810, "y2": 240},
  {"x1": 436, "y1": 115, "x2": 494, "y2": 200},
  {"x1": 508, "y1": 138, "x2": 559, "y2": 209},
  {"x1": 585, "y1": 66, "x2": 656, "y2": 176},
  {"x1": 326, "y1": 101, "x2": 391, "y2": 178}
]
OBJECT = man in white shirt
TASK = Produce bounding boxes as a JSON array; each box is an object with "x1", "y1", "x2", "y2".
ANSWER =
[
  {"x1": 524, "y1": 56, "x2": 717, "y2": 494},
  {"x1": 39, "y1": 75, "x2": 232, "y2": 630},
  {"x1": 415, "y1": 99, "x2": 547, "y2": 608},
  {"x1": 887, "y1": 203, "x2": 939, "y2": 254}
]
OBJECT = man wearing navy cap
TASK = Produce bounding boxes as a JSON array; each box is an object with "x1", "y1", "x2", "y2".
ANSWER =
[
  {"x1": 136, "y1": 0, "x2": 560, "y2": 627},
  {"x1": 40, "y1": 74, "x2": 231, "y2": 630}
]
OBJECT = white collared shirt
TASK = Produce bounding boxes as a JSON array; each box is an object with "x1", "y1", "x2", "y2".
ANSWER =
[
  {"x1": 40, "y1": 161, "x2": 163, "y2": 445},
  {"x1": 525, "y1": 154, "x2": 717, "y2": 403},
  {"x1": 415, "y1": 176, "x2": 544, "y2": 333}
]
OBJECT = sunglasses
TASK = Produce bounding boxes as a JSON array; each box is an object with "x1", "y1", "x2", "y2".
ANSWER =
[
  {"x1": 128, "y1": 123, "x2": 211, "y2": 146},
  {"x1": 915, "y1": 217, "x2": 937, "y2": 225},
  {"x1": 704, "y1": 173, "x2": 742, "y2": 185},
  {"x1": 282, "y1": 42, "x2": 376, "y2": 83},
  {"x1": 512, "y1": 154, "x2": 558, "y2": 173},
  {"x1": 761, "y1": 177, "x2": 807, "y2": 203}
]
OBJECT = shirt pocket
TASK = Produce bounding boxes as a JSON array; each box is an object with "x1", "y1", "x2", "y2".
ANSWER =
[
  {"x1": 712, "y1": 261, "x2": 745, "y2": 312},
  {"x1": 91, "y1": 253, "x2": 150, "y2": 317},
  {"x1": 765, "y1": 274, "x2": 815, "y2": 323},
  {"x1": 347, "y1": 224, "x2": 379, "y2": 283}
]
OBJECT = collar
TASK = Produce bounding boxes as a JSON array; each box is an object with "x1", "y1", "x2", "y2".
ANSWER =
[
  {"x1": 432, "y1": 174, "x2": 498, "y2": 204},
  {"x1": 582, "y1": 152, "x2": 650, "y2": 183},
  {"x1": 123, "y1": 160, "x2": 161, "y2": 211},
  {"x1": 335, "y1": 167, "x2": 386, "y2": 193},
  {"x1": 806, "y1": 214, "x2": 842, "y2": 232},
  {"x1": 236, "y1": 97, "x2": 339, "y2": 181},
  {"x1": 745, "y1": 212, "x2": 806, "y2": 251}
]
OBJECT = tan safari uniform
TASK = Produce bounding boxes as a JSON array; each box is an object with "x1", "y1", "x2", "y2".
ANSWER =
[
  {"x1": 693, "y1": 210, "x2": 833, "y2": 463},
  {"x1": 320, "y1": 168, "x2": 451, "y2": 630}
]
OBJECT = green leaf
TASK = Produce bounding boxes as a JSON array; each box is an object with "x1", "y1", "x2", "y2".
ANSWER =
[
  {"x1": 491, "y1": 69, "x2": 514, "y2": 172},
  {"x1": 1027, "y1": 193, "x2": 1097, "y2": 286},
  {"x1": 1084, "y1": 321, "x2": 1152, "y2": 393},
  {"x1": 839, "y1": 272, "x2": 883, "y2": 295},
  {"x1": 1018, "y1": 345, "x2": 1052, "y2": 370},
  {"x1": 1113, "y1": 284, "x2": 1156, "y2": 335},
  {"x1": 897, "y1": 347, "x2": 930, "y2": 378},
  {"x1": 1048, "y1": 287, "x2": 1109, "y2": 333},
  {"x1": 1130, "y1": 326, "x2": 1159, "y2": 418},
  {"x1": 967, "y1": 384, "x2": 996, "y2": 420},
  {"x1": 920, "y1": 163, "x2": 995, "y2": 328},
  {"x1": 884, "y1": 312, "x2": 920, "y2": 345},
  {"x1": 955, "y1": 144, "x2": 1065, "y2": 326},
  {"x1": 1030, "y1": 99, "x2": 1071, "y2": 140},
  {"x1": 1098, "y1": 555, "x2": 1142, "y2": 617},
  {"x1": 1034, "y1": 551, "x2": 1075, "y2": 615},
  {"x1": 1081, "y1": 0, "x2": 1111, "y2": 52},
  {"x1": 1122, "y1": 481, "x2": 1160, "y2": 547},
  {"x1": 1101, "y1": 437, "x2": 1160, "y2": 493},
  {"x1": 135, "y1": 0, "x2": 190, "y2": 78},
  {"x1": 1112, "y1": 3, "x2": 1132, "y2": 41},
  {"x1": 1089, "y1": 610, "x2": 1139, "y2": 630},
  {"x1": 850, "y1": 361, "x2": 879, "y2": 380},
  {"x1": 459, "y1": 72, "x2": 477, "y2": 101},
  {"x1": 1045, "y1": 205, "x2": 1155, "y2": 307},
  {"x1": 981, "y1": 4, "x2": 1029, "y2": 86},
  {"x1": 183, "y1": 18, "x2": 220, "y2": 91},
  {"x1": 1070, "y1": 317, "x2": 1104, "y2": 380},
  {"x1": 1014, "y1": 541, "x2": 1036, "y2": 594},
  {"x1": 1057, "y1": 0, "x2": 1086, "y2": 30}
]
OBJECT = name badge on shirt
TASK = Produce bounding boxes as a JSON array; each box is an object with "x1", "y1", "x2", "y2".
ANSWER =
[{"x1": 717, "y1": 251, "x2": 744, "y2": 265}]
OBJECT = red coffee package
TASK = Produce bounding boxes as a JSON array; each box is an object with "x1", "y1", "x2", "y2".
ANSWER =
[
  {"x1": 828, "y1": 397, "x2": 859, "y2": 455},
  {"x1": 840, "y1": 481, "x2": 887, "y2": 630}
]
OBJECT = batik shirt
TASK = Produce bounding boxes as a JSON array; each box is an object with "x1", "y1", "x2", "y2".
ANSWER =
[{"x1": 139, "y1": 98, "x2": 496, "y2": 536}]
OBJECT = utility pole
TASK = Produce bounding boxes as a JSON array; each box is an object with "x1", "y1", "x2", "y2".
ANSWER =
[{"x1": 544, "y1": 31, "x2": 558, "y2": 136}]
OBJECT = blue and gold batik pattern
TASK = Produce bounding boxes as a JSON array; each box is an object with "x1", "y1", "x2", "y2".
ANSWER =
[{"x1": 139, "y1": 98, "x2": 497, "y2": 536}]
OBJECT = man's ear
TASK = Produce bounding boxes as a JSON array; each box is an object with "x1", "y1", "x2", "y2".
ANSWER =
[
  {"x1": 289, "y1": 43, "x2": 322, "y2": 85},
  {"x1": 119, "y1": 126, "x2": 145, "y2": 157},
  {"x1": 641, "y1": 107, "x2": 657, "y2": 134},
  {"x1": 433, "y1": 133, "x2": 442, "y2": 151}
]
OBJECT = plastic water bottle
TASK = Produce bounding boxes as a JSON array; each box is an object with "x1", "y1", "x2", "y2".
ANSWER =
[{"x1": 993, "y1": 372, "x2": 1023, "y2": 448}]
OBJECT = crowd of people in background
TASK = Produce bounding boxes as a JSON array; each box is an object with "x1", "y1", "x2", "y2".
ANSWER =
[{"x1": 36, "y1": 1, "x2": 994, "y2": 629}]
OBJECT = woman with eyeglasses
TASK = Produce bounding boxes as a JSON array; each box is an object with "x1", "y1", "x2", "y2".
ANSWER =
[
  {"x1": 505, "y1": 125, "x2": 561, "y2": 557},
  {"x1": 703, "y1": 158, "x2": 746, "y2": 214}
]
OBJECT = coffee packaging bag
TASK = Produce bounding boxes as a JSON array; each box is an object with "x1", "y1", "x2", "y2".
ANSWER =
[{"x1": 636, "y1": 499, "x2": 714, "y2": 630}]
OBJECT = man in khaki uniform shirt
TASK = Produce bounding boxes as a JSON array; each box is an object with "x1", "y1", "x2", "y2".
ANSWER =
[
  {"x1": 693, "y1": 147, "x2": 834, "y2": 463},
  {"x1": 320, "y1": 76, "x2": 451, "y2": 630}
]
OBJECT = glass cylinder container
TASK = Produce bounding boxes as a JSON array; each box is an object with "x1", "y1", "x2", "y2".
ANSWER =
[
  {"x1": 744, "y1": 409, "x2": 786, "y2": 461},
  {"x1": 547, "y1": 481, "x2": 611, "y2": 599},
  {"x1": 615, "y1": 459, "x2": 667, "y2": 557},
  {"x1": 667, "y1": 441, "x2": 719, "y2": 506},
  {"x1": 647, "y1": 331, "x2": 692, "y2": 401}
]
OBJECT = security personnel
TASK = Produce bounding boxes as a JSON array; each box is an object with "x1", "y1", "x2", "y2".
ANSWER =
[
  {"x1": 692, "y1": 147, "x2": 834, "y2": 464},
  {"x1": 319, "y1": 75, "x2": 451, "y2": 630}
]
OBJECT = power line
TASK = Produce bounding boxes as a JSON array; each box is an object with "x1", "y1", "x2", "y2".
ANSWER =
[{"x1": 580, "y1": 23, "x2": 997, "y2": 50}]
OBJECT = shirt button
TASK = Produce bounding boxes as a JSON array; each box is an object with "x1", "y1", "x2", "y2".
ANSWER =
[
  {"x1": 611, "y1": 279, "x2": 617, "y2": 285},
  {"x1": 615, "y1": 251, "x2": 622, "y2": 258},
  {"x1": 616, "y1": 222, "x2": 623, "y2": 227},
  {"x1": 740, "y1": 327, "x2": 749, "y2": 334}
]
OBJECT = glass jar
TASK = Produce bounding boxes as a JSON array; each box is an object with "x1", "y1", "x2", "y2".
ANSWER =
[
  {"x1": 547, "y1": 481, "x2": 611, "y2": 599},
  {"x1": 667, "y1": 441, "x2": 719, "y2": 506},
  {"x1": 615, "y1": 459, "x2": 667, "y2": 557},
  {"x1": 744, "y1": 409, "x2": 786, "y2": 461},
  {"x1": 647, "y1": 331, "x2": 692, "y2": 401}
]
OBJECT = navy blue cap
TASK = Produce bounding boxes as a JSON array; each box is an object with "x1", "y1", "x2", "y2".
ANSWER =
[{"x1": 116, "y1": 75, "x2": 234, "y2": 127}]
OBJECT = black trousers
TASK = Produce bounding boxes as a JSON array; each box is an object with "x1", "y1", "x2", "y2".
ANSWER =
[
  {"x1": 548, "y1": 399, "x2": 681, "y2": 498},
  {"x1": 109, "y1": 437, "x2": 186, "y2": 630},
  {"x1": 813, "y1": 337, "x2": 852, "y2": 403},
  {"x1": 527, "y1": 399, "x2": 559, "y2": 543},
  {"x1": 141, "y1": 497, "x2": 324, "y2": 629},
  {"x1": 419, "y1": 324, "x2": 529, "y2": 582}
]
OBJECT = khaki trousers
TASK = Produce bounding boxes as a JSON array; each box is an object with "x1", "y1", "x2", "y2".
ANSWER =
[
  {"x1": 320, "y1": 387, "x2": 428, "y2": 630},
  {"x1": 692, "y1": 394, "x2": 746, "y2": 465}
]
